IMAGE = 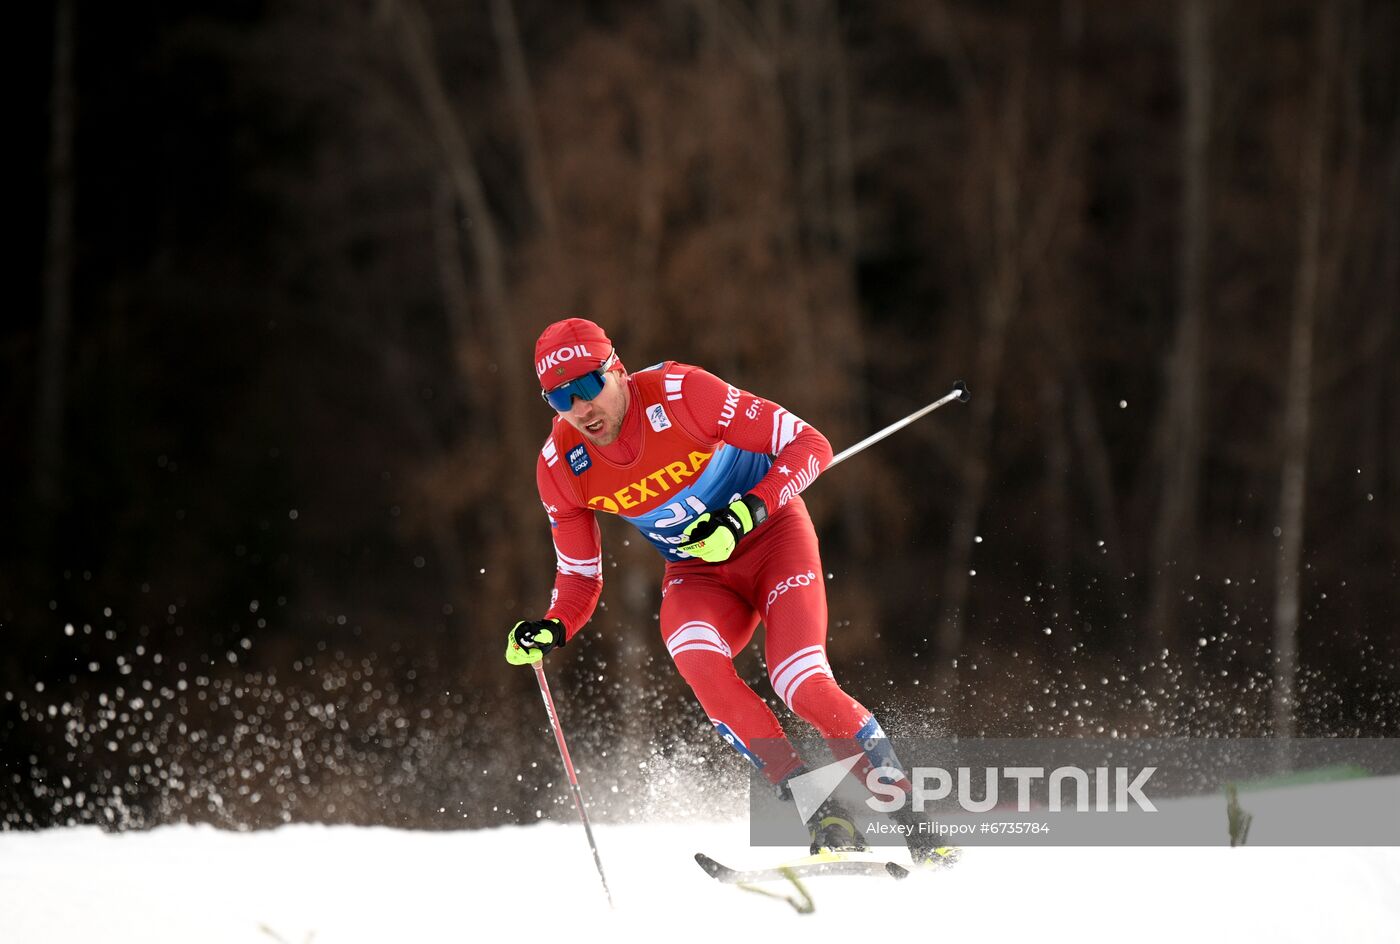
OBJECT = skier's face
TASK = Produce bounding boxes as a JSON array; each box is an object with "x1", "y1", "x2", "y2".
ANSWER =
[{"x1": 559, "y1": 369, "x2": 628, "y2": 446}]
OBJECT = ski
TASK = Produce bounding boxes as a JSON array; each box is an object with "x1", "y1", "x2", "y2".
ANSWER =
[{"x1": 695, "y1": 850, "x2": 910, "y2": 883}]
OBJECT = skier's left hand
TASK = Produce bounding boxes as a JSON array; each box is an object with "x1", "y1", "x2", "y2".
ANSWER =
[
  {"x1": 679, "y1": 495, "x2": 767, "y2": 563},
  {"x1": 505, "y1": 618, "x2": 564, "y2": 666}
]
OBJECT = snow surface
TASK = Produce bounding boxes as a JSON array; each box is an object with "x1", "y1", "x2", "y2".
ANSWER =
[{"x1": 3, "y1": 816, "x2": 1399, "y2": 943}]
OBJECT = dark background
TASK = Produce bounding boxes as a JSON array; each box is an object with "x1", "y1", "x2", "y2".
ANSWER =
[{"x1": 5, "y1": 0, "x2": 1397, "y2": 830}]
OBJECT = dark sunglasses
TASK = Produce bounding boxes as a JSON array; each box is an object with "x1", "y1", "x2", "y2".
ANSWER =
[{"x1": 541, "y1": 351, "x2": 618, "y2": 411}]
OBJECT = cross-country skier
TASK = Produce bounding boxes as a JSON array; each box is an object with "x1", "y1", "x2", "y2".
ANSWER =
[{"x1": 505, "y1": 318, "x2": 942, "y2": 863}]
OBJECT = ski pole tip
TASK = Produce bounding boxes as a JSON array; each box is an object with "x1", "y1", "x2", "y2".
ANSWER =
[{"x1": 953, "y1": 380, "x2": 971, "y2": 403}]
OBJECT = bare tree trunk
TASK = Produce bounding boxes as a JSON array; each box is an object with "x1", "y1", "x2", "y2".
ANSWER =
[
  {"x1": 915, "y1": 6, "x2": 1011, "y2": 691},
  {"x1": 389, "y1": 0, "x2": 536, "y2": 606},
  {"x1": 384, "y1": 341, "x2": 474, "y2": 617},
  {"x1": 794, "y1": 1, "x2": 832, "y2": 245},
  {"x1": 936, "y1": 257, "x2": 1016, "y2": 683},
  {"x1": 391, "y1": 0, "x2": 521, "y2": 408},
  {"x1": 1147, "y1": 0, "x2": 1211, "y2": 667},
  {"x1": 432, "y1": 179, "x2": 479, "y2": 398},
  {"x1": 826, "y1": 4, "x2": 859, "y2": 263},
  {"x1": 1367, "y1": 81, "x2": 1400, "y2": 559},
  {"x1": 1067, "y1": 356, "x2": 1125, "y2": 565},
  {"x1": 792, "y1": 0, "x2": 872, "y2": 552},
  {"x1": 490, "y1": 0, "x2": 562, "y2": 259},
  {"x1": 34, "y1": 0, "x2": 76, "y2": 512},
  {"x1": 935, "y1": 64, "x2": 1027, "y2": 687},
  {"x1": 1273, "y1": 5, "x2": 1337, "y2": 745},
  {"x1": 1043, "y1": 375, "x2": 1073, "y2": 669},
  {"x1": 631, "y1": 88, "x2": 665, "y2": 308},
  {"x1": 693, "y1": 0, "x2": 818, "y2": 383},
  {"x1": 759, "y1": 1, "x2": 819, "y2": 389}
]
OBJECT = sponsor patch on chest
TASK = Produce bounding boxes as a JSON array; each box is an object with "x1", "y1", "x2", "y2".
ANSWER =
[
  {"x1": 567, "y1": 443, "x2": 592, "y2": 475},
  {"x1": 646, "y1": 403, "x2": 672, "y2": 432},
  {"x1": 586, "y1": 450, "x2": 713, "y2": 513}
]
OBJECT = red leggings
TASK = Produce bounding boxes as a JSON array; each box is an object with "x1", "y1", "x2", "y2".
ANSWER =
[{"x1": 660, "y1": 499, "x2": 872, "y2": 785}]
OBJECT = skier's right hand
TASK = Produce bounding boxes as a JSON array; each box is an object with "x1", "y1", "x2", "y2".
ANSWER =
[{"x1": 504, "y1": 618, "x2": 564, "y2": 666}]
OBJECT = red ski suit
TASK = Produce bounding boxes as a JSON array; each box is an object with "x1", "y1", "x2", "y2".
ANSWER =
[{"x1": 536, "y1": 362, "x2": 874, "y2": 784}]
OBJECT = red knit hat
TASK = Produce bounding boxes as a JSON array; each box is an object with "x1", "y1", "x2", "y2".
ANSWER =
[{"x1": 534, "y1": 318, "x2": 622, "y2": 387}]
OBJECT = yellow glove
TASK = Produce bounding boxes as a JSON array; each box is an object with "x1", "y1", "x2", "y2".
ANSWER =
[
  {"x1": 679, "y1": 495, "x2": 767, "y2": 563},
  {"x1": 504, "y1": 618, "x2": 564, "y2": 666}
]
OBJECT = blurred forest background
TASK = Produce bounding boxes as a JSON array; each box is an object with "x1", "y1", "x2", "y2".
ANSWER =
[{"x1": 4, "y1": 0, "x2": 1398, "y2": 830}]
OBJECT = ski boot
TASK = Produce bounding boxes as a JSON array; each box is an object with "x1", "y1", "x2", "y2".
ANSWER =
[
  {"x1": 804, "y1": 795, "x2": 868, "y2": 855},
  {"x1": 776, "y1": 771, "x2": 868, "y2": 855},
  {"x1": 890, "y1": 807, "x2": 960, "y2": 869}
]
